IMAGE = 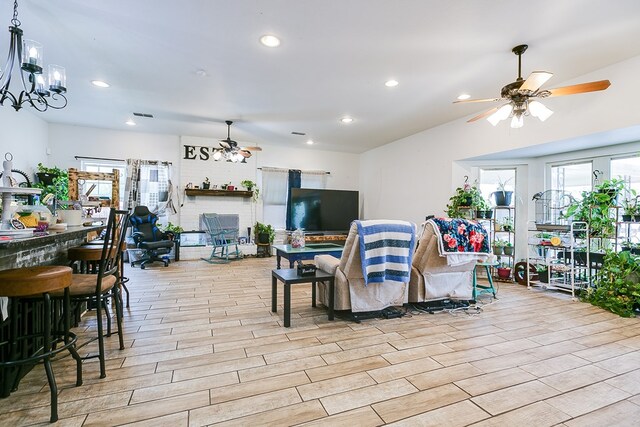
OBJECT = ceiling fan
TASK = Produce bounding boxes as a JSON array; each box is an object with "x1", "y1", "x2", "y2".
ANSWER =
[
  {"x1": 455, "y1": 44, "x2": 611, "y2": 128},
  {"x1": 215, "y1": 120, "x2": 262, "y2": 162}
]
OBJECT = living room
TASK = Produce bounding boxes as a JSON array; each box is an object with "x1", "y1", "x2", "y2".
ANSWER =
[{"x1": 2, "y1": 1, "x2": 640, "y2": 425}]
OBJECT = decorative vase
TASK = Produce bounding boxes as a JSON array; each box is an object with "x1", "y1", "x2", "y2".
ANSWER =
[
  {"x1": 202, "y1": 182, "x2": 210, "y2": 189},
  {"x1": 634, "y1": 215, "x2": 640, "y2": 222}
]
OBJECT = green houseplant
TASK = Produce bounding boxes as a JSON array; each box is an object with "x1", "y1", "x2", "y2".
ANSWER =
[
  {"x1": 581, "y1": 250, "x2": 640, "y2": 317},
  {"x1": 33, "y1": 163, "x2": 68, "y2": 201},
  {"x1": 562, "y1": 178, "x2": 626, "y2": 238},
  {"x1": 255, "y1": 222, "x2": 275, "y2": 244},
  {"x1": 446, "y1": 185, "x2": 477, "y2": 218},
  {"x1": 241, "y1": 179, "x2": 260, "y2": 201}
]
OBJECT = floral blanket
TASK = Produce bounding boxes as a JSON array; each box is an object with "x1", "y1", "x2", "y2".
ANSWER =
[{"x1": 428, "y1": 218, "x2": 490, "y2": 254}]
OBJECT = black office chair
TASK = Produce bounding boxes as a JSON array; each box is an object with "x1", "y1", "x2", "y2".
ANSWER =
[{"x1": 129, "y1": 206, "x2": 174, "y2": 269}]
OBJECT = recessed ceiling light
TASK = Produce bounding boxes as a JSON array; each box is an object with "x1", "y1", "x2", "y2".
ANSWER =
[
  {"x1": 340, "y1": 116, "x2": 353, "y2": 124},
  {"x1": 385, "y1": 80, "x2": 399, "y2": 87},
  {"x1": 195, "y1": 69, "x2": 208, "y2": 77},
  {"x1": 125, "y1": 119, "x2": 136, "y2": 126},
  {"x1": 306, "y1": 139, "x2": 314, "y2": 145},
  {"x1": 260, "y1": 35, "x2": 281, "y2": 47},
  {"x1": 91, "y1": 80, "x2": 110, "y2": 88},
  {"x1": 457, "y1": 93, "x2": 471, "y2": 100}
]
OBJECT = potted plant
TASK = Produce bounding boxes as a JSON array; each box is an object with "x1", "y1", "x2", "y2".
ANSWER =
[
  {"x1": 241, "y1": 179, "x2": 260, "y2": 201},
  {"x1": 491, "y1": 176, "x2": 514, "y2": 207},
  {"x1": 475, "y1": 197, "x2": 493, "y2": 219},
  {"x1": 255, "y1": 222, "x2": 275, "y2": 244},
  {"x1": 581, "y1": 250, "x2": 640, "y2": 317},
  {"x1": 492, "y1": 239, "x2": 505, "y2": 255},
  {"x1": 496, "y1": 263, "x2": 512, "y2": 280},
  {"x1": 563, "y1": 178, "x2": 624, "y2": 238},
  {"x1": 621, "y1": 192, "x2": 637, "y2": 221},
  {"x1": 202, "y1": 177, "x2": 210, "y2": 190},
  {"x1": 241, "y1": 179, "x2": 255, "y2": 191},
  {"x1": 446, "y1": 183, "x2": 480, "y2": 218},
  {"x1": 536, "y1": 265, "x2": 549, "y2": 283},
  {"x1": 160, "y1": 222, "x2": 184, "y2": 240},
  {"x1": 499, "y1": 217, "x2": 514, "y2": 232},
  {"x1": 33, "y1": 163, "x2": 69, "y2": 201},
  {"x1": 503, "y1": 241, "x2": 514, "y2": 256},
  {"x1": 620, "y1": 240, "x2": 633, "y2": 252}
]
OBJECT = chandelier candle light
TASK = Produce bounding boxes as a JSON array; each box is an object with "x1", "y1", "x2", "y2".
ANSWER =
[{"x1": 0, "y1": 0, "x2": 67, "y2": 112}]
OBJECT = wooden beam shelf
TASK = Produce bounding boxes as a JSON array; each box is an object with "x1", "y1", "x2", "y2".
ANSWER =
[{"x1": 185, "y1": 189, "x2": 253, "y2": 198}]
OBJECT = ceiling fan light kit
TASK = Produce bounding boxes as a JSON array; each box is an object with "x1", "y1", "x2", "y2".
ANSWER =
[
  {"x1": 457, "y1": 44, "x2": 610, "y2": 128},
  {"x1": 0, "y1": 0, "x2": 68, "y2": 112},
  {"x1": 213, "y1": 120, "x2": 262, "y2": 163}
]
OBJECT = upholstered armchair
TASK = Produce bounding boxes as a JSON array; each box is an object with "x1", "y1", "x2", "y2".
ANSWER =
[
  {"x1": 409, "y1": 220, "x2": 489, "y2": 302},
  {"x1": 314, "y1": 221, "x2": 414, "y2": 312}
]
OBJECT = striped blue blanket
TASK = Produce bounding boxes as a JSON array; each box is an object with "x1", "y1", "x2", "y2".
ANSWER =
[{"x1": 355, "y1": 220, "x2": 416, "y2": 285}]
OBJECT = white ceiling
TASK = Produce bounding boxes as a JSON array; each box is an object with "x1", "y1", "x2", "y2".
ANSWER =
[{"x1": 8, "y1": 0, "x2": 640, "y2": 153}]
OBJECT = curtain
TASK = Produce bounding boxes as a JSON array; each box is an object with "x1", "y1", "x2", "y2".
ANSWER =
[
  {"x1": 261, "y1": 167, "x2": 327, "y2": 229},
  {"x1": 124, "y1": 159, "x2": 176, "y2": 218},
  {"x1": 286, "y1": 169, "x2": 302, "y2": 230}
]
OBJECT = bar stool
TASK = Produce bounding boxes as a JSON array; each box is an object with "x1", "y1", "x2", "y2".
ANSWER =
[
  {"x1": 53, "y1": 209, "x2": 130, "y2": 379},
  {"x1": 79, "y1": 238, "x2": 131, "y2": 308},
  {"x1": 473, "y1": 261, "x2": 498, "y2": 300},
  {"x1": 0, "y1": 266, "x2": 83, "y2": 423}
]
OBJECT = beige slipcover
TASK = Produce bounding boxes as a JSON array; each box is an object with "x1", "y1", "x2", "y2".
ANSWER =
[
  {"x1": 314, "y1": 223, "x2": 409, "y2": 312},
  {"x1": 408, "y1": 221, "x2": 488, "y2": 302}
]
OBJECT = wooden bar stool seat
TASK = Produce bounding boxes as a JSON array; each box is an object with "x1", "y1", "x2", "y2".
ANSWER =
[{"x1": 0, "y1": 266, "x2": 83, "y2": 423}]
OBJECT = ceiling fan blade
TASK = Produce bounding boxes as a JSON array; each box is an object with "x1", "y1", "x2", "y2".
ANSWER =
[
  {"x1": 239, "y1": 150, "x2": 252, "y2": 158},
  {"x1": 519, "y1": 71, "x2": 553, "y2": 93},
  {"x1": 453, "y1": 97, "x2": 501, "y2": 104},
  {"x1": 240, "y1": 146, "x2": 262, "y2": 152},
  {"x1": 219, "y1": 140, "x2": 231, "y2": 149},
  {"x1": 544, "y1": 79, "x2": 611, "y2": 97},
  {"x1": 467, "y1": 106, "x2": 499, "y2": 123}
]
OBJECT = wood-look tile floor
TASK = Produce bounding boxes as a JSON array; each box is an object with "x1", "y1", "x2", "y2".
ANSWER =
[{"x1": 2, "y1": 258, "x2": 640, "y2": 426}]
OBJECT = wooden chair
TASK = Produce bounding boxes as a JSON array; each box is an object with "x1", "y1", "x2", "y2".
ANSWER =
[
  {"x1": 0, "y1": 266, "x2": 83, "y2": 423},
  {"x1": 51, "y1": 209, "x2": 129, "y2": 379}
]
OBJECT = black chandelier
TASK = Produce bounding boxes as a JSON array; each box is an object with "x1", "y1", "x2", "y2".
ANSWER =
[{"x1": 0, "y1": 0, "x2": 67, "y2": 112}]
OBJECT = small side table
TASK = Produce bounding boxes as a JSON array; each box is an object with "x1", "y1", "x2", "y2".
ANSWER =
[
  {"x1": 271, "y1": 268, "x2": 335, "y2": 327},
  {"x1": 473, "y1": 262, "x2": 498, "y2": 300}
]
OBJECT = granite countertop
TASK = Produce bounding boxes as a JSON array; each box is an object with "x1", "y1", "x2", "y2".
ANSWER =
[{"x1": 0, "y1": 224, "x2": 105, "y2": 249}]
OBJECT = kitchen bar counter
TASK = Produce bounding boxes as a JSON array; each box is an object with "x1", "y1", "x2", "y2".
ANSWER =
[{"x1": 0, "y1": 224, "x2": 104, "y2": 270}]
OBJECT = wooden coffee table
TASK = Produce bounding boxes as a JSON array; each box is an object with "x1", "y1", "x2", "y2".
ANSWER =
[{"x1": 271, "y1": 268, "x2": 335, "y2": 327}]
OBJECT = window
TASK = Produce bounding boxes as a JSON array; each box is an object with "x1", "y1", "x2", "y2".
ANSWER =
[
  {"x1": 611, "y1": 156, "x2": 640, "y2": 195},
  {"x1": 479, "y1": 169, "x2": 516, "y2": 205},
  {"x1": 550, "y1": 162, "x2": 592, "y2": 201},
  {"x1": 260, "y1": 168, "x2": 326, "y2": 229},
  {"x1": 80, "y1": 160, "x2": 126, "y2": 208}
]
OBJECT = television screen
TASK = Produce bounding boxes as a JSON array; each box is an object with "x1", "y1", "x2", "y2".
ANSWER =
[{"x1": 289, "y1": 189, "x2": 359, "y2": 233}]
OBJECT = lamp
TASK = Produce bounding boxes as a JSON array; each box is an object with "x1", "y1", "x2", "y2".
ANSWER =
[
  {"x1": 0, "y1": 0, "x2": 67, "y2": 112},
  {"x1": 212, "y1": 149, "x2": 246, "y2": 163},
  {"x1": 485, "y1": 99, "x2": 553, "y2": 128}
]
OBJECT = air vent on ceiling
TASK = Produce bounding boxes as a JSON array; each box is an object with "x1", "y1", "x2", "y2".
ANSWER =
[
  {"x1": 133, "y1": 112, "x2": 154, "y2": 118},
  {"x1": 291, "y1": 131, "x2": 306, "y2": 135}
]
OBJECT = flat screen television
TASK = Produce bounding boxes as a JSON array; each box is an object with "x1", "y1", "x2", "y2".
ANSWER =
[{"x1": 288, "y1": 188, "x2": 359, "y2": 233}]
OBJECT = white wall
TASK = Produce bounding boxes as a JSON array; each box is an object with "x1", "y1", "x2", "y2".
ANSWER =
[
  {"x1": 47, "y1": 124, "x2": 180, "y2": 170},
  {"x1": 360, "y1": 54, "x2": 640, "y2": 225},
  {"x1": 179, "y1": 136, "x2": 360, "y2": 236},
  {"x1": 0, "y1": 108, "x2": 48, "y2": 179}
]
